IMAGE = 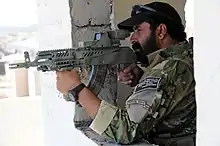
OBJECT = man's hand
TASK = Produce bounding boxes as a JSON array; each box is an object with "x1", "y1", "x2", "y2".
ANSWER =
[
  {"x1": 56, "y1": 70, "x2": 82, "y2": 94},
  {"x1": 117, "y1": 63, "x2": 143, "y2": 87},
  {"x1": 56, "y1": 70, "x2": 101, "y2": 118}
]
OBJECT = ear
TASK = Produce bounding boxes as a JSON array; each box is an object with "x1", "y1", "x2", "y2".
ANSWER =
[{"x1": 155, "y1": 24, "x2": 167, "y2": 40}]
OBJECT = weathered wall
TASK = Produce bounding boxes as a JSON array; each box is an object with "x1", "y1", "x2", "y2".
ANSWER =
[
  {"x1": 70, "y1": 0, "x2": 114, "y2": 46},
  {"x1": 69, "y1": 0, "x2": 116, "y2": 108},
  {"x1": 37, "y1": 0, "x2": 98, "y2": 145},
  {"x1": 184, "y1": 0, "x2": 193, "y2": 38},
  {"x1": 69, "y1": 0, "x2": 122, "y2": 145}
]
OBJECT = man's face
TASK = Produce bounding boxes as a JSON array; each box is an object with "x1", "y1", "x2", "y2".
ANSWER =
[{"x1": 130, "y1": 22, "x2": 158, "y2": 55}]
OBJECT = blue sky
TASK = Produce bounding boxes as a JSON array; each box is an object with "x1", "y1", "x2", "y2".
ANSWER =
[{"x1": 0, "y1": 0, "x2": 38, "y2": 27}]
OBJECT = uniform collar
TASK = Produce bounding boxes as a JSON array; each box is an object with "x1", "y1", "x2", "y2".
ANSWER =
[{"x1": 138, "y1": 41, "x2": 189, "y2": 72}]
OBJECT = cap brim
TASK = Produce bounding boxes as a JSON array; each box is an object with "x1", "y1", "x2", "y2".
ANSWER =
[{"x1": 117, "y1": 13, "x2": 151, "y2": 32}]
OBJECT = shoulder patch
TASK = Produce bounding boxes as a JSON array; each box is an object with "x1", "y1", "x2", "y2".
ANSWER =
[{"x1": 134, "y1": 76, "x2": 161, "y2": 93}]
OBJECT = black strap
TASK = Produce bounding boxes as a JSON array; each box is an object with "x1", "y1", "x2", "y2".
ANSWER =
[{"x1": 70, "y1": 83, "x2": 86, "y2": 101}]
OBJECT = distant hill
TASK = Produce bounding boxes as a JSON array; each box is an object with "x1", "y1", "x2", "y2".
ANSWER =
[
  {"x1": 0, "y1": 24, "x2": 38, "y2": 37},
  {"x1": 0, "y1": 25, "x2": 38, "y2": 57}
]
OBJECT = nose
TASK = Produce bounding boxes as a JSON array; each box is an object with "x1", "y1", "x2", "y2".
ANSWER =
[{"x1": 129, "y1": 32, "x2": 138, "y2": 44}]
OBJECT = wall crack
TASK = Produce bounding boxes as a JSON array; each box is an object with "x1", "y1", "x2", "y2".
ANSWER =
[{"x1": 72, "y1": 23, "x2": 111, "y2": 28}]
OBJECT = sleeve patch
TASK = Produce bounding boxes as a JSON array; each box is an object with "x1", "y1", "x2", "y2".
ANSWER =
[{"x1": 134, "y1": 76, "x2": 161, "y2": 93}]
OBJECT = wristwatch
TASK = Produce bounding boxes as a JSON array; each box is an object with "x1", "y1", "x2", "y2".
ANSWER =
[{"x1": 67, "y1": 83, "x2": 86, "y2": 102}]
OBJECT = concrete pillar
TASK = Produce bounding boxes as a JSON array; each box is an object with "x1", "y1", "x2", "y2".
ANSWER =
[
  {"x1": 184, "y1": 0, "x2": 194, "y2": 38},
  {"x1": 0, "y1": 61, "x2": 5, "y2": 75},
  {"x1": 69, "y1": 0, "x2": 116, "y2": 124},
  {"x1": 193, "y1": 0, "x2": 220, "y2": 145},
  {"x1": 4, "y1": 54, "x2": 29, "y2": 97},
  {"x1": 69, "y1": 0, "x2": 119, "y2": 144},
  {"x1": 37, "y1": 0, "x2": 98, "y2": 145},
  {"x1": 28, "y1": 69, "x2": 41, "y2": 96},
  {"x1": 11, "y1": 68, "x2": 29, "y2": 97}
]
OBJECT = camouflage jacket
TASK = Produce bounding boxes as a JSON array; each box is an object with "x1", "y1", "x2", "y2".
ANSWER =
[{"x1": 89, "y1": 41, "x2": 196, "y2": 146}]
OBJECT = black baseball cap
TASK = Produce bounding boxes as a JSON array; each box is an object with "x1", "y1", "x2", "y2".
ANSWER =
[{"x1": 117, "y1": 2, "x2": 182, "y2": 32}]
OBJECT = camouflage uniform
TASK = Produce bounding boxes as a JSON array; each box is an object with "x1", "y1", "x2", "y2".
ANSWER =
[{"x1": 89, "y1": 40, "x2": 196, "y2": 146}]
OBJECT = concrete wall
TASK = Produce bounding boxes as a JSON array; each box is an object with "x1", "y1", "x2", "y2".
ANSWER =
[
  {"x1": 184, "y1": 0, "x2": 193, "y2": 38},
  {"x1": 36, "y1": 0, "x2": 98, "y2": 145},
  {"x1": 194, "y1": 0, "x2": 220, "y2": 145},
  {"x1": 69, "y1": 0, "x2": 118, "y2": 126},
  {"x1": 69, "y1": 0, "x2": 114, "y2": 46}
]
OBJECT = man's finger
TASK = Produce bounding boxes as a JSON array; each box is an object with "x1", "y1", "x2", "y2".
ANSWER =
[
  {"x1": 118, "y1": 74, "x2": 133, "y2": 81},
  {"x1": 118, "y1": 71, "x2": 133, "y2": 78},
  {"x1": 120, "y1": 80, "x2": 132, "y2": 85},
  {"x1": 123, "y1": 65, "x2": 133, "y2": 73},
  {"x1": 123, "y1": 63, "x2": 137, "y2": 74},
  {"x1": 118, "y1": 70, "x2": 132, "y2": 77}
]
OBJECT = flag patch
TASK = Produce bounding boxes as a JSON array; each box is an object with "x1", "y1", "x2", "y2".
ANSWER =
[{"x1": 134, "y1": 76, "x2": 161, "y2": 93}]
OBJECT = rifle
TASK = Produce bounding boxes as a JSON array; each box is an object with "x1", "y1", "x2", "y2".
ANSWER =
[
  {"x1": 9, "y1": 29, "x2": 137, "y2": 71},
  {"x1": 8, "y1": 29, "x2": 138, "y2": 95}
]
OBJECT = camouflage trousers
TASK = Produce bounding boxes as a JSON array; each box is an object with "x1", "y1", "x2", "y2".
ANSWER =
[
  {"x1": 76, "y1": 126, "x2": 156, "y2": 146},
  {"x1": 74, "y1": 110, "x2": 156, "y2": 146}
]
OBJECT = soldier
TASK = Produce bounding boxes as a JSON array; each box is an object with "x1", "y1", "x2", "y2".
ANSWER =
[{"x1": 56, "y1": 2, "x2": 196, "y2": 146}]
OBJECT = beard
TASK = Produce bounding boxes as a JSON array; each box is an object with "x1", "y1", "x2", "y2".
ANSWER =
[
  {"x1": 131, "y1": 32, "x2": 158, "y2": 67},
  {"x1": 141, "y1": 31, "x2": 158, "y2": 55}
]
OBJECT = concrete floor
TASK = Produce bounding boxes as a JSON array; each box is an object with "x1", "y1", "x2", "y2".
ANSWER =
[
  {"x1": 0, "y1": 97, "x2": 45, "y2": 146},
  {"x1": 0, "y1": 97, "x2": 97, "y2": 146}
]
